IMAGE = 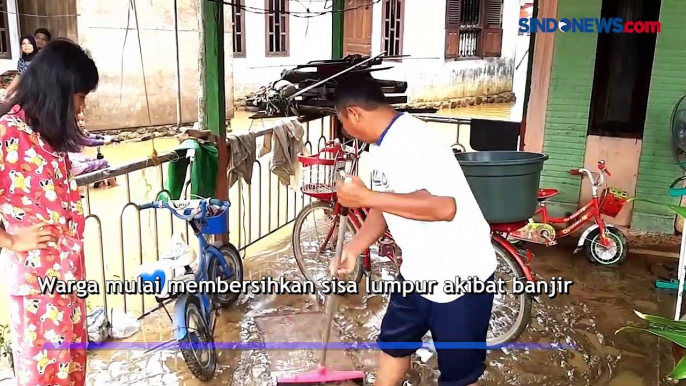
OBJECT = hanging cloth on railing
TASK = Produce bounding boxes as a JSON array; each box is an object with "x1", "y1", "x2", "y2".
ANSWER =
[
  {"x1": 269, "y1": 119, "x2": 305, "y2": 187},
  {"x1": 227, "y1": 132, "x2": 257, "y2": 188},
  {"x1": 165, "y1": 139, "x2": 218, "y2": 200}
]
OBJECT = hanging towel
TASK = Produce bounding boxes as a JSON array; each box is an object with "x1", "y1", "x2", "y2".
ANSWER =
[
  {"x1": 227, "y1": 132, "x2": 257, "y2": 188},
  {"x1": 258, "y1": 132, "x2": 272, "y2": 158},
  {"x1": 165, "y1": 139, "x2": 218, "y2": 200},
  {"x1": 270, "y1": 119, "x2": 305, "y2": 186}
]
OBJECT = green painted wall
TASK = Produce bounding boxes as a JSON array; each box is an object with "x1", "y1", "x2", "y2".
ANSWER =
[
  {"x1": 632, "y1": 1, "x2": 684, "y2": 233},
  {"x1": 540, "y1": 0, "x2": 602, "y2": 215}
]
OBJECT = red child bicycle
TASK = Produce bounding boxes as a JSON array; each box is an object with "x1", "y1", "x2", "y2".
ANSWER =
[
  {"x1": 505, "y1": 160, "x2": 629, "y2": 266},
  {"x1": 291, "y1": 139, "x2": 536, "y2": 345}
]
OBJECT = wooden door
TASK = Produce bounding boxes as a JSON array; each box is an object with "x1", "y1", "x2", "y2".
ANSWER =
[
  {"x1": 18, "y1": 0, "x2": 78, "y2": 42},
  {"x1": 344, "y1": 0, "x2": 373, "y2": 56},
  {"x1": 587, "y1": 0, "x2": 661, "y2": 139}
]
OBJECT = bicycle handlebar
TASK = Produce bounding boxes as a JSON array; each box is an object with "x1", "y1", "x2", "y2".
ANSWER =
[
  {"x1": 568, "y1": 160, "x2": 608, "y2": 187},
  {"x1": 327, "y1": 138, "x2": 365, "y2": 159},
  {"x1": 138, "y1": 198, "x2": 229, "y2": 222},
  {"x1": 597, "y1": 159, "x2": 611, "y2": 176}
]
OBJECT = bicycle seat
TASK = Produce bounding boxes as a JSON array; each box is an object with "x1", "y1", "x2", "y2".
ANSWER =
[
  {"x1": 537, "y1": 188, "x2": 558, "y2": 202},
  {"x1": 137, "y1": 264, "x2": 172, "y2": 298},
  {"x1": 137, "y1": 263, "x2": 195, "y2": 299},
  {"x1": 137, "y1": 251, "x2": 196, "y2": 299}
]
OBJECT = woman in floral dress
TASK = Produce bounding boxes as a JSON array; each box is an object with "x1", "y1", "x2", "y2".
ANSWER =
[{"x1": 0, "y1": 38, "x2": 99, "y2": 386}]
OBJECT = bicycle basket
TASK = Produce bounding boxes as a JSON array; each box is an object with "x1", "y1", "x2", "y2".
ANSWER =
[
  {"x1": 297, "y1": 144, "x2": 355, "y2": 200},
  {"x1": 599, "y1": 187, "x2": 629, "y2": 218},
  {"x1": 183, "y1": 203, "x2": 229, "y2": 235}
]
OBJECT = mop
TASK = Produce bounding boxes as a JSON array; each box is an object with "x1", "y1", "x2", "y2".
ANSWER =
[{"x1": 276, "y1": 199, "x2": 365, "y2": 385}]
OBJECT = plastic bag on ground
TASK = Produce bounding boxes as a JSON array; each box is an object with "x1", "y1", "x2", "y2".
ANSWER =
[
  {"x1": 109, "y1": 309, "x2": 141, "y2": 340},
  {"x1": 87, "y1": 307, "x2": 110, "y2": 343}
]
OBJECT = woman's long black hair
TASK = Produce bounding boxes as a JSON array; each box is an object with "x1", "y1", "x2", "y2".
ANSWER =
[
  {"x1": 20, "y1": 35, "x2": 37, "y2": 62},
  {"x1": 0, "y1": 38, "x2": 99, "y2": 153}
]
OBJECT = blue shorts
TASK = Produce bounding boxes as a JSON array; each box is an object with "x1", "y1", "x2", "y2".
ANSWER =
[{"x1": 377, "y1": 274, "x2": 494, "y2": 386}]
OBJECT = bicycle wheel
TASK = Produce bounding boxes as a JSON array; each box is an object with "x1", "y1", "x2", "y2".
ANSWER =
[
  {"x1": 179, "y1": 298, "x2": 217, "y2": 381},
  {"x1": 584, "y1": 227, "x2": 628, "y2": 266},
  {"x1": 292, "y1": 200, "x2": 364, "y2": 291},
  {"x1": 486, "y1": 238, "x2": 532, "y2": 345},
  {"x1": 207, "y1": 243, "x2": 244, "y2": 308}
]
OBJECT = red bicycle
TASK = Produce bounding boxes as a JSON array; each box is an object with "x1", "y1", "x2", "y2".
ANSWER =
[
  {"x1": 292, "y1": 140, "x2": 535, "y2": 344},
  {"x1": 506, "y1": 160, "x2": 629, "y2": 266}
]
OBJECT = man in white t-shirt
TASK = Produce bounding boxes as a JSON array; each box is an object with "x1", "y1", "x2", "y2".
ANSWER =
[{"x1": 333, "y1": 75, "x2": 497, "y2": 386}]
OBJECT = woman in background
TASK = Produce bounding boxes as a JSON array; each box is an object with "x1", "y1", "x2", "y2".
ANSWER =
[
  {"x1": 17, "y1": 35, "x2": 38, "y2": 73},
  {"x1": 0, "y1": 38, "x2": 98, "y2": 386},
  {"x1": 34, "y1": 28, "x2": 52, "y2": 50},
  {"x1": 4, "y1": 35, "x2": 38, "y2": 97}
]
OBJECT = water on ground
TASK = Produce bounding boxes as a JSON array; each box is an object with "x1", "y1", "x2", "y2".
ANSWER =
[{"x1": 81, "y1": 237, "x2": 676, "y2": 386}]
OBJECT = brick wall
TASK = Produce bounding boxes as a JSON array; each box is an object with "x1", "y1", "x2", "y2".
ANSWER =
[
  {"x1": 540, "y1": 0, "x2": 602, "y2": 215},
  {"x1": 632, "y1": 0, "x2": 685, "y2": 233}
]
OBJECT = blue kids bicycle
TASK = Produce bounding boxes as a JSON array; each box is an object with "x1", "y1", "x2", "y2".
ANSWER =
[{"x1": 137, "y1": 197, "x2": 243, "y2": 381}]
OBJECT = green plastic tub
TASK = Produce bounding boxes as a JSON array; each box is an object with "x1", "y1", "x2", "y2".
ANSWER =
[{"x1": 453, "y1": 151, "x2": 549, "y2": 224}]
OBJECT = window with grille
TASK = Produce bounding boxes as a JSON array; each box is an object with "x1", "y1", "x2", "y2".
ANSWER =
[
  {"x1": 265, "y1": 0, "x2": 289, "y2": 56},
  {"x1": 445, "y1": 0, "x2": 503, "y2": 60},
  {"x1": 232, "y1": 0, "x2": 246, "y2": 57},
  {"x1": 0, "y1": 0, "x2": 10, "y2": 59},
  {"x1": 381, "y1": 0, "x2": 404, "y2": 57}
]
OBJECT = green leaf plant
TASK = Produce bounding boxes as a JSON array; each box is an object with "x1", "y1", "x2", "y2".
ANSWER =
[
  {"x1": 629, "y1": 198, "x2": 686, "y2": 220},
  {"x1": 617, "y1": 311, "x2": 686, "y2": 379},
  {"x1": 616, "y1": 198, "x2": 686, "y2": 379},
  {"x1": 0, "y1": 324, "x2": 13, "y2": 372}
]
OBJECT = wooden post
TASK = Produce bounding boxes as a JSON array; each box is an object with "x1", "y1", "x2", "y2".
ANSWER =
[
  {"x1": 197, "y1": 0, "x2": 206, "y2": 130},
  {"x1": 173, "y1": 0, "x2": 183, "y2": 128},
  {"x1": 332, "y1": 0, "x2": 344, "y2": 59},
  {"x1": 519, "y1": 0, "x2": 539, "y2": 150},
  {"x1": 523, "y1": 0, "x2": 558, "y2": 153},
  {"x1": 202, "y1": 0, "x2": 229, "y2": 243}
]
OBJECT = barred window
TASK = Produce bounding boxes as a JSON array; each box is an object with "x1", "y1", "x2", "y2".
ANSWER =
[
  {"x1": 381, "y1": 0, "x2": 404, "y2": 57},
  {"x1": 232, "y1": 0, "x2": 246, "y2": 57},
  {"x1": 445, "y1": 0, "x2": 503, "y2": 60},
  {"x1": 0, "y1": 0, "x2": 11, "y2": 59},
  {"x1": 265, "y1": 0, "x2": 289, "y2": 56}
]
